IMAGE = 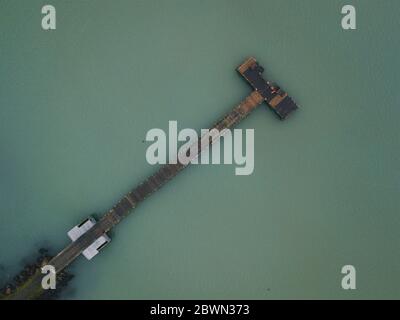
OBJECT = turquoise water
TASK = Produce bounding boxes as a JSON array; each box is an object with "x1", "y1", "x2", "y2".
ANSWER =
[{"x1": 0, "y1": 0, "x2": 399, "y2": 299}]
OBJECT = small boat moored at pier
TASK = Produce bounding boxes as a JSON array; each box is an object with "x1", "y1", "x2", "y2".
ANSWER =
[{"x1": 67, "y1": 217, "x2": 111, "y2": 260}]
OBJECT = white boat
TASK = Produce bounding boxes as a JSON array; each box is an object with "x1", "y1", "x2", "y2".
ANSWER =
[{"x1": 67, "y1": 216, "x2": 111, "y2": 260}]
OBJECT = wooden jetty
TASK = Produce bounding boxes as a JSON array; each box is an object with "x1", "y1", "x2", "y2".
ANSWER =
[{"x1": 1, "y1": 57, "x2": 298, "y2": 299}]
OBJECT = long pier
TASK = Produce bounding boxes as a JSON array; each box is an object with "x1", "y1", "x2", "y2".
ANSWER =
[
  {"x1": 49, "y1": 90, "x2": 263, "y2": 273},
  {"x1": 2, "y1": 57, "x2": 298, "y2": 299}
]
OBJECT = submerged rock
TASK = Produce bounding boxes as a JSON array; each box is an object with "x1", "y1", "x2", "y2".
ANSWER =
[{"x1": 0, "y1": 249, "x2": 74, "y2": 300}]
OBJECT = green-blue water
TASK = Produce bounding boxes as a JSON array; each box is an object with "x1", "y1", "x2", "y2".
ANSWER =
[{"x1": 0, "y1": 0, "x2": 399, "y2": 299}]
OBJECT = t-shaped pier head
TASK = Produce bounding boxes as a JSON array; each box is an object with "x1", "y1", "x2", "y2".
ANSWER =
[{"x1": 237, "y1": 57, "x2": 298, "y2": 120}]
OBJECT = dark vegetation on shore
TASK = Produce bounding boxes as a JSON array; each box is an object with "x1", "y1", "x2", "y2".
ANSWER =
[{"x1": 0, "y1": 248, "x2": 74, "y2": 300}]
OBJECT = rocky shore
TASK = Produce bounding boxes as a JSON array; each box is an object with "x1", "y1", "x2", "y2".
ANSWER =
[{"x1": 0, "y1": 248, "x2": 74, "y2": 300}]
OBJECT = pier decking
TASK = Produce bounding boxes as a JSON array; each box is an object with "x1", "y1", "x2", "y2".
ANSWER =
[{"x1": 1, "y1": 57, "x2": 298, "y2": 299}]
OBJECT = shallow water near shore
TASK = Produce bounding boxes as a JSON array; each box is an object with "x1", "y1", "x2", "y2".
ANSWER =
[{"x1": 1, "y1": 0, "x2": 399, "y2": 299}]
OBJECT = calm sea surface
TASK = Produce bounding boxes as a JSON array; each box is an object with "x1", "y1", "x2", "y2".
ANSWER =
[{"x1": 0, "y1": 0, "x2": 399, "y2": 298}]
